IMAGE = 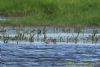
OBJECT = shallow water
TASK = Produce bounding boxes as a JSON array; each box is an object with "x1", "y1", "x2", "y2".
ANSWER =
[
  {"x1": 0, "y1": 16, "x2": 21, "y2": 21},
  {"x1": 0, "y1": 27, "x2": 100, "y2": 44},
  {"x1": 0, "y1": 27, "x2": 100, "y2": 67}
]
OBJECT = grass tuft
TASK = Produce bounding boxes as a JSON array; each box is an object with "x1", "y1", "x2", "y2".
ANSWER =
[{"x1": 0, "y1": 0, "x2": 100, "y2": 27}]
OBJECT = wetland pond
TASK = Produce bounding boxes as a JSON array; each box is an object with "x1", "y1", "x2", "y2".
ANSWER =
[{"x1": 0, "y1": 26, "x2": 100, "y2": 67}]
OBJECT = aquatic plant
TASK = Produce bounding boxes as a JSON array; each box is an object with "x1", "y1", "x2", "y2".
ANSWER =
[
  {"x1": 0, "y1": 27, "x2": 99, "y2": 44},
  {"x1": 0, "y1": 0, "x2": 100, "y2": 27},
  {"x1": 91, "y1": 30, "x2": 98, "y2": 43}
]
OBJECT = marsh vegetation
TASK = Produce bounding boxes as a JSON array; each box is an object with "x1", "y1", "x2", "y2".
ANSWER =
[
  {"x1": 0, "y1": 0, "x2": 100, "y2": 27},
  {"x1": 0, "y1": 26, "x2": 100, "y2": 44},
  {"x1": 0, "y1": 0, "x2": 100, "y2": 67}
]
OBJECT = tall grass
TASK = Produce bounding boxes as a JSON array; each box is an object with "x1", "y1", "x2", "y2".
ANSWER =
[{"x1": 0, "y1": 0, "x2": 100, "y2": 27}]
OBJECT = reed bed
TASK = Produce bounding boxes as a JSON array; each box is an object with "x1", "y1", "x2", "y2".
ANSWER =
[{"x1": 0, "y1": 27, "x2": 99, "y2": 44}]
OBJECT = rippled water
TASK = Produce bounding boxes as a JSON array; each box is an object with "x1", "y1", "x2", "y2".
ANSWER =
[
  {"x1": 0, "y1": 27, "x2": 100, "y2": 67},
  {"x1": 0, "y1": 42, "x2": 100, "y2": 67}
]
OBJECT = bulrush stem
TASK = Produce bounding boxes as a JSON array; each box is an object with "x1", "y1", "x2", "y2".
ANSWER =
[
  {"x1": 43, "y1": 27, "x2": 47, "y2": 43},
  {"x1": 75, "y1": 31, "x2": 80, "y2": 43},
  {"x1": 92, "y1": 30, "x2": 98, "y2": 44},
  {"x1": 37, "y1": 29, "x2": 41, "y2": 42}
]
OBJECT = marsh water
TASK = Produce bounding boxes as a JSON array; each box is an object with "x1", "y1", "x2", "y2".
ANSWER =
[{"x1": 0, "y1": 26, "x2": 100, "y2": 67}]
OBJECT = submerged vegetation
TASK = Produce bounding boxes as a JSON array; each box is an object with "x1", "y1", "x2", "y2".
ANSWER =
[
  {"x1": 0, "y1": 27, "x2": 100, "y2": 44},
  {"x1": 0, "y1": 0, "x2": 100, "y2": 27}
]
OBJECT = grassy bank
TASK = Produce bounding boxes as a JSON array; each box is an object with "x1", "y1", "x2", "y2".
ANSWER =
[{"x1": 0, "y1": 0, "x2": 100, "y2": 27}]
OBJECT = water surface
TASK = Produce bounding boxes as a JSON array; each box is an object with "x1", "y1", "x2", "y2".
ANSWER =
[{"x1": 0, "y1": 27, "x2": 100, "y2": 67}]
